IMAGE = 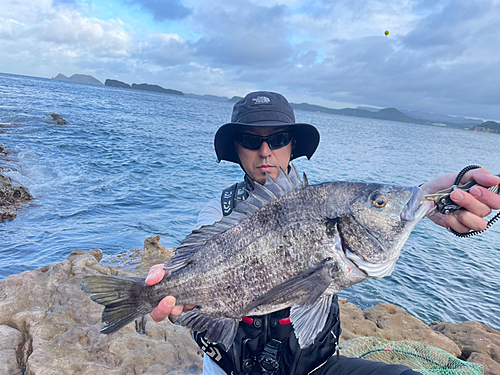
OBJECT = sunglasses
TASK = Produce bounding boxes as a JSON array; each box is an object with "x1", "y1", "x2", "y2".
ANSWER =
[{"x1": 235, "y1": 131, "x2": 292, "y2": 151}]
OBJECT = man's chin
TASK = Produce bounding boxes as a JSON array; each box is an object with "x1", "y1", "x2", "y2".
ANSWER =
[{"x1": 249, "y1": 171, "x2": 269, "y2": 185}]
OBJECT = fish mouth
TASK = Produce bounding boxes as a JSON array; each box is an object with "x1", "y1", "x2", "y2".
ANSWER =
[
  {"x1": 344, "y1": 249, "x2": 398, "y2": 279},
  {"x1": 334, "y1": 234, "x2": 368, "y2": 278},
  {"x1": 401, "y1": 187, "x2": 431, "y2": 222}
]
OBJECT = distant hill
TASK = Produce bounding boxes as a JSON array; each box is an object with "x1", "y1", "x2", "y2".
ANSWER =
[
  {"x1": 228, "y1": 96, "x2": 243, "y2": 103},
  {"x1": 103, "y1": 79, "x2": 183, "y2": 96},
  {"x1": 184, "y1": 93, "x2": 230, "y2": 102},
  {"x1": 400, "y1": 109, "x2": 482, "y2": 126},
  {"x1": 291, "y1": 102, "x2": 483, "y2": 129},
  {"x1": 51, "y1": 73, "x2": 495, "y2": 129},
  {"x1": 291, "y1": 103, "x2": 433, "y2": 125},
  {"x1": 131, "y1": 83, "x2": 183, "y2": 96},
  {"x1": 469, "y1": 121, "x2": 500, "y2": 134},
  {"x1": 105, "y1": 79, "x2": 131, "y2": 89},
  {"x1": 53, "y1": 74, "x2": 102, "y2": 85}
]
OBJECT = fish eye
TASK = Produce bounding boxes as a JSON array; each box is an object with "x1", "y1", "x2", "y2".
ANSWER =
[{"x1": 371, "y1": 193, "x2": 387, "y2": 208}]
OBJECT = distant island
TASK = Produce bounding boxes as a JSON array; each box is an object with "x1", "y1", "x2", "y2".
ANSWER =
[
  {"x1": 53, "y1": 73, "x2": 103, "y2": 85},
  {"x1": 469, "y1": 121, "x2": 500, "y2": 134},
  {"x1": 105, "y1": 79, "x2": 183, "y2": 96},
  {"x1": 52, "y1": 73, "x2": 498, "y2": 133}
]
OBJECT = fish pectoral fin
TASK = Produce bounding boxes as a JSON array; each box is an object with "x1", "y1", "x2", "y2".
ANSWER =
[
  {"x1": 290, "y1": 294, "x2": 333, "y2": 349},
  {"x1": 177, "y1": 310, "x2": 239, "y2": 351},
  {"x1": 244, "y1": 260, "x2": 336, "y2": 312}
]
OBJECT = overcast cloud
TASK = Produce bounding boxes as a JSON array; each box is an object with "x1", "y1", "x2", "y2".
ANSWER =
[{"x1": 1, "y1": 0, "x2": 499, "y2": 120}]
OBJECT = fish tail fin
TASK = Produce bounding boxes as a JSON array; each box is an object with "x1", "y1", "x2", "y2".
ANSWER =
[{"x1": 81, "y1": 275, "x2": 155, "y2": 334}]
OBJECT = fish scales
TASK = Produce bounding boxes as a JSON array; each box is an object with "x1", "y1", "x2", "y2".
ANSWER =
[
  {"x1": 158, "y1": 184, "x2": 334, "y2": 317},
  {"x1": 81, "y1": 166, "x2": 430, "y2": 349}
]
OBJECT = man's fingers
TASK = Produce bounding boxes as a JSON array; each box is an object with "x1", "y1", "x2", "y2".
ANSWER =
[
  {"x1": 469, "y1": 186, "x2": 500, "y2": 210},
  {"x1": 184, "y1": 304, "x2": 197, "y2": 312},
  {"x1": 441, "y1": 212, "x2": 479, "y2": 233},
  {"x1": 452, "y1": 210, "x2": 488, "y2": 232},
  {"x1": 145, "y1": 264, "x2": 165, "y2": 286},
  {"x1": 150, "y1": 296, "x2": 177, "y2": 322},
  {"x1": 450, "y1": 190, "x2": 492, "y2": 218},
  {"x1": 170, "y1": 304, "x2": 185, "y2": 316},
  {"x1": 461, "y1": 168, "x2": 500, "y2": 186}
]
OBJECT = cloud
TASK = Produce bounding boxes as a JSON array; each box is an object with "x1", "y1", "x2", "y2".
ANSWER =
[
  {"x1": 124, "y1": 0, "x2": 192, "y2": 21},
  {"x1": 52, "y1": 0, "x2": 81, "y2": 6},
  {"x1": 191, "y1": 2, "x2": 293, "y2": 66},
  {"x1": 28, "y1": 14, "x2": 136, "y2": 58},
  {"x1": 137, "y1": 33, "x2": 191, "y2": 65},
  {"x1": 2, "y1": 0, "x2": 500, "y2": 119}
]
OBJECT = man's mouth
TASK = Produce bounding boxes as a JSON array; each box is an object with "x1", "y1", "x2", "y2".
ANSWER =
[{"x1": 258, "y1": 165, "x2": 275, "y2": 172}]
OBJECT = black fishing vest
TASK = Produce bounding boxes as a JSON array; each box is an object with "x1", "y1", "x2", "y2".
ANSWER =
[{"x1": 193, "y1": 181, "x2": 342, "y2": 375}]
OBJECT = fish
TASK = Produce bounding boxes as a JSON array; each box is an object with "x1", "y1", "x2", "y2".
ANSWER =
[{"x1": 81, "y1": 165, "x2": 430, "y2": 350}]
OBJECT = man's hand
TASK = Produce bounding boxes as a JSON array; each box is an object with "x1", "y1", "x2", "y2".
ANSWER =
[
  {"x1": 421, "y1": 168, "x2": 500, "y2": 233},
  {"x1": 145, "y1": 264, "x2": 196, "y2": 322}
]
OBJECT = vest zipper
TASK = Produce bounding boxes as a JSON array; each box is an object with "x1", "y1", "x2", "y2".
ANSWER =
[
  {"x1": 231, "y1": 342, "x2": 241, "y2": 375},
  {"x1": 264, "y1": 315, "x2": 269, "y2": 345}
]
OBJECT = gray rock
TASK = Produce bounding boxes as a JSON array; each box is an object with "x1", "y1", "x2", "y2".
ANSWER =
[
  {"x1": 49, "y1": 114, "x2": 67, "y2": 125},
  {"x1": 0, "y1": 243, "x2": 202, "y2": 374},
  {"x1": 431, "y1": 320, "x2": 500, "y2": 375},
  {"x1": 0, "y1": 173, "x2": 33, "y2": 220},
  {"x1": 0, "y1": 325, "x2": 23, "y2": 375},
  {"x1": 339, "y1": 299, "x2": 461, "y2": 357}
]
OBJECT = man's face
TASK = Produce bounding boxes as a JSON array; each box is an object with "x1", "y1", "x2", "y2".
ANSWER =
[{"x1": 235, "y1": 126, "x2": 293, "y2": 184}]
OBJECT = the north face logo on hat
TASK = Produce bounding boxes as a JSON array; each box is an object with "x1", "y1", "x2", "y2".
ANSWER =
[{"x1": 252, "y1": 96, "x2": 271, "y2": 104}]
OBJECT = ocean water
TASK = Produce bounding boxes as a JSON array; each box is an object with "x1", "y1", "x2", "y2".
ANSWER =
[{"x1": 1, "y1": 72, "x2": 499, "y2": 331}]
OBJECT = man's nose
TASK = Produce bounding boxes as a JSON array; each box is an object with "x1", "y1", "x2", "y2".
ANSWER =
[{"x1": 258, "y1": 141, "x2": 272, "y2": 157}]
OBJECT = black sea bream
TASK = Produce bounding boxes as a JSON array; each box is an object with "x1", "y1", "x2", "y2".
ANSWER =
[{"x1": 81, "y1": 166, "x2": 430, "y2": 349}]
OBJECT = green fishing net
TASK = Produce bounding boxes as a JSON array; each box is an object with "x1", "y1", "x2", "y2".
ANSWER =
[{"x1": 339, "y1": 337, "x2": 484, "y2": 375}]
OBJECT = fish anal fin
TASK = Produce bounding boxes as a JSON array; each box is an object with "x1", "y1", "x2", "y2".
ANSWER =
[
  {"x1": 290, "y1": 294, "x2": 333, "y2": 349},
  {"x1": 178, "y1": 310, "x2": 239, "y2": 351}
]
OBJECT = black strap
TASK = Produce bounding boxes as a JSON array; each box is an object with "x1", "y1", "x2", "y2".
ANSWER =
[
  {"x1": 221, "y1": 181, "x2": 247, "y2": 216},
  {"x1": 258, "y1": 339, "x2": 282, "y2": 375}
]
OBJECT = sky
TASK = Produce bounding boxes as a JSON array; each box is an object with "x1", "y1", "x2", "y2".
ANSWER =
[{"x1": 1, "y1": 0, "x2": 500, "y2": 120}]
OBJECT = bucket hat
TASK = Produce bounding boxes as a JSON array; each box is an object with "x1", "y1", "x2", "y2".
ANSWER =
[{"x1": 215, "y1": 91, "x2": 320, "y2": 163}]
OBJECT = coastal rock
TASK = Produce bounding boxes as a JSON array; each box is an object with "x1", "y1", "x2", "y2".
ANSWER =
[
  {"x1": 143, "y1": 234, "x2": 176, "y2": 265},
  {"x1": 49, "y1": 114, "x2": 67, "y2": 125},
  {"x1": 0, "y1": 144, "x2": 9, "y2": 155},
  {"x1": 0, "y1": 173, "x2": 33, "y2": 220},
  {"x1": 0, "y1": 243, "x2": 498, "y2": 374},
  {"x1": 338, "y1": 299, "x2": 461, "y2": 357},
  {"x1": 430, "y1": 321, "x2": 500, "y2": 374},
  {"x1": 0, "y1": 247, "x2": 202, "y2": 374}
]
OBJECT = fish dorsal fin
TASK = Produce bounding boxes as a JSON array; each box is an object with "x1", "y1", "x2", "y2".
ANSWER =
[
  {"x1": 164, "y1": 165, "x2": 304, "y2": 275},
  {"x1": 248, "y1": 163, "x2": 302, "y2": 205}
]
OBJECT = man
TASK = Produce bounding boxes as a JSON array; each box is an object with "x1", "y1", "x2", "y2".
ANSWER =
[{"x1": 146, "y1": 91, "x2": 500, "y2": 374}]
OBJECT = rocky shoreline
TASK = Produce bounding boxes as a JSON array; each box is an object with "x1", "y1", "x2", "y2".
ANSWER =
[
  {"x1": 0, "y1": 144, "x2": 33, "y2": 220},
  {"x1": 0, "y1": 235, "x2": 498, "y2": 375}
]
